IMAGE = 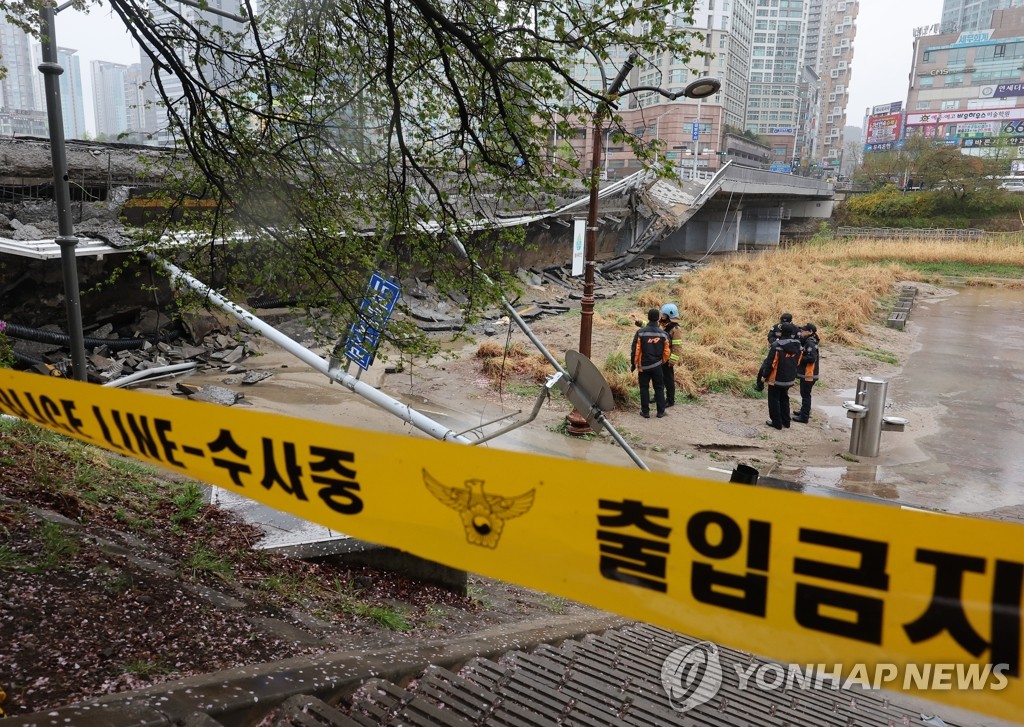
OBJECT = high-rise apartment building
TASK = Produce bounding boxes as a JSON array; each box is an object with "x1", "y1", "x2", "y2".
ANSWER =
[
  {"x1": 141, "y1": 0, "x2": 250, "y2": 146},
  {"x1": 802, "y1": 0, "x2": 858, "y2": 173},
  {"x1": 93, "y1": 61, "x2": 130, "y2": 138},
  {"x1": 124, "y1": 64, "x2": 148, "y2": 138},
  {"x1": 566, "y1": 0, "x2": 755, "y2": 180},
  {"x1": 941, "y1": 0, "x2": 1023, "y2": 33},
  {"x1": 58, "y1": 48, "x2": 87, "y2": 140},
  {"x1": 29, "y1": 43, "x2": 86, "y2": 139},
  {"x1": 92, "y1": 61, "x2": 149, "y2": 142},
  {"x1": 563, "y1": 0, "x2": 858, "y2": 179},
  {"x1": 0, "y1": 17, "x2": 49, "y2": 136},
  {"x1": 744, "y1": 0, "x2": 808, "y2": 169}
]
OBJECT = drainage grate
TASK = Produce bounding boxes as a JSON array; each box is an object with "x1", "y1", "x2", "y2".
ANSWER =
[{"x1": 291, "y1": 624, "x2": 967, "y2": 726}]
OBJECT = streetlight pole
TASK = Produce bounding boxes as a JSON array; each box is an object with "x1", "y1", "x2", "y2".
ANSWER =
[
  {"x1": 38, "y1": 0, "x2": 86, "y2": 381},
  {"x1": 566, "y1": 52, "x2": 719, "y2": 434},
  {"x1": 692, "y1": 97, "x2": 703, "y2": 180},
  {"x1": 577, "y1": 58, "x2": 634, "y2": 362},
  {"x1": 792, "y1": 110, "x2": 800, "y2": 172},
  {"x1": 36, "y1": 0, "x2": 250, "y2": 382}
]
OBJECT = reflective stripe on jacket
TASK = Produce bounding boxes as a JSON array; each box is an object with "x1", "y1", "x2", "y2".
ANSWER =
[
  {"x1": 633, "y1": 324, "x2": 671, "y2": 371},
  {"x1": 662, "y1": 320, "x2": 682, "y2": 365},
  {"x1": 798, "y1": 334, "x2": 820, "y2": 382},
  {"x1": 759, "y1": 337, "x2": 802, "y2": 387}
]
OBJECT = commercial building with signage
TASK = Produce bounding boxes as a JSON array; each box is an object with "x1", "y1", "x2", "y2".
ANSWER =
[
  {"x1": 863, "y1": 103, "x2": 904, "y2": 153},
  {"x1": 906, "y1": 7, "x2": 1024, "y2": 154}
]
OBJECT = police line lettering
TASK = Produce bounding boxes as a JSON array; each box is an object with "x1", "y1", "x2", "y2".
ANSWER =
[{"x1": 0, "y1": 368, "x2": 1020, "y2": 722}]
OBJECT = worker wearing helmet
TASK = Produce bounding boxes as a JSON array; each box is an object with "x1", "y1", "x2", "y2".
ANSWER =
[
  {"x1": 659, "y1": 303, "x2": 683, "y2": 408},
  {"x1": 767, "y1": 312, "x2": 794, "y2": 345}
]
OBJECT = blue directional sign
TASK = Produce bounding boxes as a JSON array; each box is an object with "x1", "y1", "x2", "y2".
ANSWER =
[
  {"x1": 770, "y1": 163, "x2": 792, "y2": 173},
  {"x1": 341, "y1": 272, "x2": 401, "y2": 370},
  {"x1": 691, "y1": 121, "x2": 700, "y2": 141}
]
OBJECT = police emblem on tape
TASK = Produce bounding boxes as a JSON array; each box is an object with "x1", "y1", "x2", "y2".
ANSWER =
[{"x1": 423, "y1": 469, "x2": 535, "y2": 548}]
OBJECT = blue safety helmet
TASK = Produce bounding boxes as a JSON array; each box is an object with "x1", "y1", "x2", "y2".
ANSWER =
[{"x1": 660, "y1": 303, "x2": 679, "y2": 319}]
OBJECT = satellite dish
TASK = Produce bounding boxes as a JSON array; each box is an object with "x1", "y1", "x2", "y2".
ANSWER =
[{"x1": 561, "y1": 350, "x2": 614, "y2": 432}]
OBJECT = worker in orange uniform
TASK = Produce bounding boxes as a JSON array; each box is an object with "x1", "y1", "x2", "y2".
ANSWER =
[{"x1": 631, "y1": 308, "x2": 671, "y2": 418}]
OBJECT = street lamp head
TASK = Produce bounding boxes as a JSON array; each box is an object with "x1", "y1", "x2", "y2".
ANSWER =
[{"x1": 682, "y1": 77, "x2": 721, "y2": 99}]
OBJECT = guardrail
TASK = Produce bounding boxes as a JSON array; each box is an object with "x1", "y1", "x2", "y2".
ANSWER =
[{"x1": 836, "y1": 226, "x2": 990, "y2": 240}]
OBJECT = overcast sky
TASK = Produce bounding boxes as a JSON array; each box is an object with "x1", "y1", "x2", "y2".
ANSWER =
[
  {"x1": 845, "y1": 0, "x2": 944, "y2": 129},
  {"x1": 59, "y1": 0, "x2": 945, "y2": 136}
]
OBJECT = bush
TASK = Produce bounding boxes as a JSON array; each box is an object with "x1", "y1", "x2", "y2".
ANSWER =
[
  {"x1": 837, "y1": 186, "x2": 1024, "y2": 229},
  {"x1": 0, "y1": 327, "x2": 12, "y2": 369}
]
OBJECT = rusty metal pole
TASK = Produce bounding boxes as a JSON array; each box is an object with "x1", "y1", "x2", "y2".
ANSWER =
[
  {"x1": 577, "y1": 56, "x2": 634, "y2": 359},
  {"x1": 566, "y1": 57, "x2": 634, "y2": 435},
  {"x1": 577, "y1": 112, "x2": 604, "y2": 360}
]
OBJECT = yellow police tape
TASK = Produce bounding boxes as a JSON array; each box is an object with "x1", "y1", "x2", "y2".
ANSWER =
[{"x1": 0, "y1": 367, "x2": 1021, "y2": 721}]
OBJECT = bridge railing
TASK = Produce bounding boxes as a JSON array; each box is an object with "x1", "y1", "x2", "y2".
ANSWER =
[{"x1": 836, "y1": 226, "x2": 992, "y2": 241}]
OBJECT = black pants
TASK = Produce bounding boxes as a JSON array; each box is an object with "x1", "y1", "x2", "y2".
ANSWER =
[
  {"x1": 767, "y1": 385, "x2": 791, "y2": 428},
  {"x1": 639, "y1": 366, "x2": 667, "y2": 416},
  {"x1": 798, "y1": 379, "x2": 815, "y2": 419},
  {"x1": 664, "y1": 365, "x2": 676, "y2": 405}
]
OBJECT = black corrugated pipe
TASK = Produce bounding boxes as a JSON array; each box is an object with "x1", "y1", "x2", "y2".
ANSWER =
[
  {"x1": 1, "y1": 321, "x2": 181, "y2": 352},
  {"x1": 13, "y1": 350, "x2": 48, "y2": 370}
]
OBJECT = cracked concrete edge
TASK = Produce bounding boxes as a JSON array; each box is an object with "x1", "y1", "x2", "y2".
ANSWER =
[{"x1": 6, "y1": 612, "x2": 630, "y2": 727}]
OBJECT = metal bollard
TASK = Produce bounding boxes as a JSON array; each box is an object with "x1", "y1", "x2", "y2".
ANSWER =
[{"x1": 847, "y1": 376, "x2": 891, "y2": 457}]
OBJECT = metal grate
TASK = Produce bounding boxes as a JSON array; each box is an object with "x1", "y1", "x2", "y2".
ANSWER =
[{"x1": 304, "y1": 624, "x2": 969, "y2": 726}]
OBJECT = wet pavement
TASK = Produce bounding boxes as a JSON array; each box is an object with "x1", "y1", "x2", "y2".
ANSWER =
[{"x1": 775, "y1": 285, "x2": 1024, "y2": 519}]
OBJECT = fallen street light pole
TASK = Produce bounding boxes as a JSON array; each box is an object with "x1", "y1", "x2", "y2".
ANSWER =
[
  {"x1": 150, "y1": 252, "x2": 648, "y2": 470},
  {"x1": 409, "y1": 187, "x2": 649, "y2": 470},
  {"x1": 148, "y1": 255, "x2": 475, "y2": 445}
]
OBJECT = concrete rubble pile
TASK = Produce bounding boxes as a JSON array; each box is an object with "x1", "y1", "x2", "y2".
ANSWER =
[
  {"x1": 5, "y1": 258, "x2": 701, "y2": 397},
  {"x1": 402, "y1": 259, "x2": 702, "y2": 335},
  {"x1": 8, "y1": 310, "x2": 272, "y2": 404}
]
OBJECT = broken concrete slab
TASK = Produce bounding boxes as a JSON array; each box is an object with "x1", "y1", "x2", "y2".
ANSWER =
[
  {"x1": 241, "y1": 370, "x2": 273, "y2": 385},
  {"x1": 185, "y1": 385, "x2": 244, "y2": 406}
]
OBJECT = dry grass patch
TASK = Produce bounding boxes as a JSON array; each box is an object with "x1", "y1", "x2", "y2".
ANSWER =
[
  {"x1": 474, "y1": 237, "x2": 1024, "y2": 406},
  {"x1": 604, "y1": 247, "x2": 921, "y2": 399},
  {"x1": 807, "y1": 237, "x2": 1024, "y2": 267},
  {"x1": 475, "y1": 341, "x2": 552, "y2": 385}
]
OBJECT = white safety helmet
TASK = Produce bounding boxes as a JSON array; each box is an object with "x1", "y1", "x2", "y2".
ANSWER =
[{"x1": 660, "y1": 303, "x2": 679, "y2": 319}]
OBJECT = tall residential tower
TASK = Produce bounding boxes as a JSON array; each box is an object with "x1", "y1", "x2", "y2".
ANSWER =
[
  {"x1": 568, "y1": 0, "x2": 755, "y2": 180},
  {"x1": 743, "y1": 0, "x2": 807, "y2": 169},
  {"x1": 941, "y1": 0, "x2": 1024, "y2": 32},
  {"x1": 802, "y1": 0, "x2": 858, "y2": 174}
]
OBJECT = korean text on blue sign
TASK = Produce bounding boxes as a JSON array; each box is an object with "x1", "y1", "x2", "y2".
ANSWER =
[
  {"x1": 343, "y1": 272, "x2": 401, "y2": 370},
  {"x1": 691, "y1": 121, "x2": 700, "y2": 141}
]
